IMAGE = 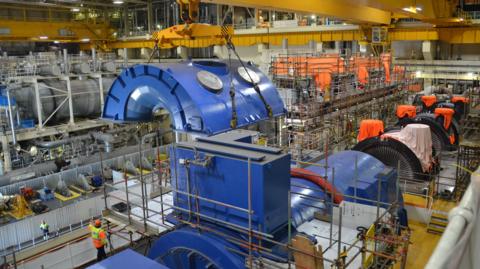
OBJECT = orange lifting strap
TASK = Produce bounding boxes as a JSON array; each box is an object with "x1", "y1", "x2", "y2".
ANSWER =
[
  {"x1": 451, "y1": 96, "x2": 469, "y2": 104},
  {"x1": 434, "y1": 108, "x2": 455, "y2": 130},
  {"x1": 357, "y1": 119, "x2": 384, "y2": 142},
  {"x1": 396, "y1": 105, "x2": 417, "y2": 119},
  {"x1": 421, "y1": 95, "x2": 437, "y2": 108}
]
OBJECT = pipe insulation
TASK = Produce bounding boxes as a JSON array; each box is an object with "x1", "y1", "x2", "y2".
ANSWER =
[{"x1": 10, "y1": 78, "x2": 114, "y2": 124}]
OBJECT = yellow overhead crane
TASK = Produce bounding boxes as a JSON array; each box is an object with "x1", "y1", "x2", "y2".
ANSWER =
[
  {"x1": 150, "y1": 0, "x2": 233, "y2": 49},
  {"x1": 97, "y1": 0, "x2": 477, "y2": 51}
]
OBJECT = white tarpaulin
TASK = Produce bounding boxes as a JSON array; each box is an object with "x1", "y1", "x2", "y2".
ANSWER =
[{"x1": 384, "y1": 124, "x2": 434, "y2": 172}]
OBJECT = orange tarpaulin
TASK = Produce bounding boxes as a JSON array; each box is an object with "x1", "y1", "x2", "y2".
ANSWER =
[
  {"x1": 434, "y1": 108, "x2": 455, "y2": 130},
  {"x1": 451, "y1": 96, "x2": 469, "y2": 104},
  {"x1": 396, "y1": 105, "x2": 417, "y2": 119},
  {"x1": 421, "y1": 95, "x2": 437, "y2": 108},
  {"x1": 357, "y1": 119, "x2": 384, "y2": 142},
  {"x1": 272, "y1": 53, "x2": 394, "y2": 91}
]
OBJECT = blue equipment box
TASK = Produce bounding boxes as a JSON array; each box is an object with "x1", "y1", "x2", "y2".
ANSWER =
[{"x1": 171, "y1": 130, "x2": 291, "y2": 234}]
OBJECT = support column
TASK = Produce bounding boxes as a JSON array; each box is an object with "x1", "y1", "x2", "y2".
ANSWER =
[
  {"x1": 33, "y1": 79, "x2": 43, "y2": 130},
  {"x1": 93, "y1": 74, "x2": 105, "y2": 116},
  {"x1": 176, "y1": 46, "x2": 188, "y2": 59},
  {"x1": 147, "y1": 0, "x2": 153, "y2": 33},
  {"x1": 91, "y1": 48, "x2": 97, "y2": 72},
  {"x1": 123, "y1": 6, "x2": 129, "y2": 36},
  {"x1": 422, "y1": 41, "x2": 436, "y2": 61},
  {"x1": 1, "y1": 135, "x2": 11, "y2": 173},
  {"x1": 63, "y1": 76, "x2": 75, "y2": 125}
]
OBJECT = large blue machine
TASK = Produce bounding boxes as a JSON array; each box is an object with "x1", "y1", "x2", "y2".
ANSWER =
[
  {"x1": 147, "y1": 131, "x2": 402, "y2": 268},
  {"x1": 102, "y1": 60, "x2": 405, "y2": 269},
  {"x1": 102, "y1": 60, "x2": 286, "y2": 135}
]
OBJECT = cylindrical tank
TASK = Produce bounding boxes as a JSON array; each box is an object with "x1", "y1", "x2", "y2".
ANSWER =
[
  {"x1": 38, "y1": 65, "x2": 61, "y2": 76},
  {"x1": 11, "y1": 78, "x2": 114, "y2": 124},
  {"x1": 101, "y1": 62, "x2": 116, "y2": 72},
  {"x1": 71, "y1": 62, "x2": 91, "y2": 74}
]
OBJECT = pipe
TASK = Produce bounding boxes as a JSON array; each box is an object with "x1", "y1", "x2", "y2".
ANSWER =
[
  {"x1": 34, "y1": 134, "x2": 91, "y2": 149},
  {"x1": 90, "y1": 132, "x2": 115, "y2": 153},
  {"x1": 425, "y1": 169, "x2": 479, "y2": 269},
  {"x1": 291, "y1": 167, "x2": 344, "y2": 204}
]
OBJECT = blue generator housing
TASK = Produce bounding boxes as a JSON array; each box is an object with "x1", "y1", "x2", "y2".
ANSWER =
[{"x1": 171, "y1": 130, "x2": 291, "y2": 234}]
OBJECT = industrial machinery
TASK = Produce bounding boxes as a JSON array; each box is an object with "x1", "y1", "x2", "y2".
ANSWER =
[
  {"x1": 353, "y1": 120, "x2": 435, "y2": 193},
  {"x1": 99, "y1": 56, "x2": 407, "y2": 268},
  {"x1": 102, "y1": 60, "x2": 285, "y2": 136},
  {"x1": 146, "y1": 131, "x2": 404, "y2": 268},
  {"x1": 393, "y1": 104, "x2": 457, "y2": 152}
]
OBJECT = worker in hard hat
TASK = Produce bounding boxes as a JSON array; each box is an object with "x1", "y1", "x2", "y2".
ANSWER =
[
  {"x1": 40, "y1": 220, "x2": 49, "y2": 240},
  {"x1": 88, "y1": 219, "x2": 108, "y2": 261}
]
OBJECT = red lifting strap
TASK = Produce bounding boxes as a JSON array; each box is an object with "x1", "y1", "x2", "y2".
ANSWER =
[
  {"x1": 451, "y1": 96, "x2": 469, "y2": 104},
  {"x1": 434, "y1": 107, "x2": 455, "y2": 130},
  {"x1": 357, "y1": 119, "x2": 384, "y2": 142},
  {"x1": 291, "y1": 167, "x2": 344, "y2": 204},
  {"x1": 421, "y1": 95, "x2": 437, "y2": 108},
  {"x1": 396, "y1": 105, "x2": 417, "y2": 119}
]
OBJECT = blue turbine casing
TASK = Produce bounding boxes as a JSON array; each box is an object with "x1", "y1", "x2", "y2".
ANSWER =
[
  {"x1": 102, "y1": 60, "x2": 286, "y2": 135},
  {"x1": 303, "y1": 150, "x2": 402, "y2": 206},
  {"x1": 171, "y1": 131, "x2": 291, "y2": 234},
  {"x1": 290, "y1": 150, "x2": 403, "y2": 228},
  {"x1": 148, "y1": 226, "x2": 245, "y2": 269}
]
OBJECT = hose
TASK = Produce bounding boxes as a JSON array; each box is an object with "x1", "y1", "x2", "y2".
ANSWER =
[{"x1": 291, "y1": 167, "x2": 344, "y2": 204}]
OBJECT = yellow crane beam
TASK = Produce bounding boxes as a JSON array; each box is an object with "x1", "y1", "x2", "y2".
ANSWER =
[
  {"x1": 205, "y1": 0, "x2": 392, "y2": 25},
  {"x1": 93, "y1": 26, "x2": 480, "y2": 51},
  {"x1": 0, "y1": 20, "x2": 115, "y2": 43}
]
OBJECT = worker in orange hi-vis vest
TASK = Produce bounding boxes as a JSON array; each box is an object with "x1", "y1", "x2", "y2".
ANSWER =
[{"x1": 88, "y1": 219, "x2": 108, "y2": 261}]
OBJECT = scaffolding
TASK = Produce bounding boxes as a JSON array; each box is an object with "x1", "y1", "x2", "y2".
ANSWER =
[{"x1": 270, "y1": 52, "x2": 411, "y2": 160}]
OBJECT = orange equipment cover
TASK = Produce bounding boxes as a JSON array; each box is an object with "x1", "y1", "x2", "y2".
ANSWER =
[
  {"x1": 314, "y1": 72, "x2": 332, "y2": 91},
  {"x1": 357, "y1": 119, "x2": 384, "y2": 142},
  {"x1": 396, "y1": 105, "x2": 417, "y2": 119},
  {"x1": 451, "y1": 96, "x2": 469, "y2": 104},
  {"x1": 421, "y1": 95, "x2": 437, "y2": 108},
  {"x1": 434, "y1": 108, "x2": 455, "y2": 130},
  {"x1": 358, "y1": 66, "x2": 369, "y2": 85}
]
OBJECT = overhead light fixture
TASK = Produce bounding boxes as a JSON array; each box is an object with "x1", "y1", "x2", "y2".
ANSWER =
[
  {"x1": 113, "y1": 0, "x2": 124, "y2": 4},
  {"x1": 402, "y1": 6, "x2": 421, "y2": 13},
  {"x1": 71, "y1": 7, "x2": 80, "y2": 12},
  {"x1": 311, "y1": 15, "x2": 316, "y2": 19},
  {"x1": 458, "y1": 17, "x2": 464, "y2": 22},
  {"x1": 39, "y1": 36, "x2": 48, "y2": 40},
  {"x1": 81, "y1": 38, "x2": 90, "y2": 42},
  {"x1": 53, "y1": 40, "x2": 60, "y2": 44}
]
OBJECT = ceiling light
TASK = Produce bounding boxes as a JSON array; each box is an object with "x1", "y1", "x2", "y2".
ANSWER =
[
  {"x1": 53, "y1": 40, "x2": 60, "y2": 44},
  {"x1": 81, "y1": 38, "x2": 90, "y2": 42},
  {"x1": 39, "y1": 36, "x2": 48, "y2": 40},
  {"x1": 71, "y1": 7, "x2": 80, "y2": 12},
  {"x1": 311, "y1": 15, "x2": 316, "y2": 19},
  {"x1": 402, "y1": 6, "x2": 419, "y2": 13},
  {"x1": 113, "y1": 0, "x2": 124, "y2": 4}
]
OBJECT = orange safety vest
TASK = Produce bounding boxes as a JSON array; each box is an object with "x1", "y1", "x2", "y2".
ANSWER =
[{"x1": 89, "y1": 225, "x2": 107, "y2": 248}]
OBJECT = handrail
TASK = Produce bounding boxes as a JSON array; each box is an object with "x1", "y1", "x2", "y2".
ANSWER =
[{"x1": 425, "y1": 168, "x2": 480, "y2": 269}]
